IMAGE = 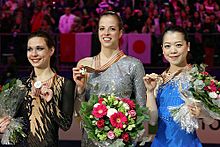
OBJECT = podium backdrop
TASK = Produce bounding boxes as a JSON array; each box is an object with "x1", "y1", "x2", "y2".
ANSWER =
[{"x1": 60, "y1": 33, "x2": 151, "y2": 64}]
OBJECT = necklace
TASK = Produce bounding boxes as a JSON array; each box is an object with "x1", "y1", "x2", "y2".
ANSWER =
[
  {"x1": 162, "y1": 64, "x2": 191, "y2": 83},
  {"x1": 33, "y1": 73, "x2": 56, "y2": 89},
  {"x1": 94, "y1": 50, "x2": 125, "y2": 72}
]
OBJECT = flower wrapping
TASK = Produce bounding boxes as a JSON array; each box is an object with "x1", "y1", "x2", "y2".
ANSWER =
[
  {"x1": 168, "y1": 64, "x2": 220, "y2": 133},
  {"x1": 0, "y1": 79, "x2": 27, "y2": 145},
  {"x1": 188, "y1": 64, "x2": 220, "y2": 119},
  {"x1": 168, "y1": 91, "x2": 199, "y2": 133},
  {"x1": 80, "y1": 94, "x2": 150, "y2": 147}
]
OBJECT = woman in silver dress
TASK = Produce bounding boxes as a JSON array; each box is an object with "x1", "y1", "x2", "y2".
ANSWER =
[{"x1": 72, "y1": 11, "x2": 146, "y2": 147}]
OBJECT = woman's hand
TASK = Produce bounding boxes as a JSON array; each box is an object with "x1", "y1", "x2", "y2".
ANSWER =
[
  {"x1": 143, "y1": 73, "x2": 160, "y2": 92},
  {"x1": 188, "y1": 102, "x2": 215, "y2": 125},
  {"x1": 40, "y1": 85, "x2": 53, "y2": 102},
  {"x1": 188, "y1": 102, "x2": 211, "y2": 119},
  {"x1": 72, "y1": 65, "x2": 87, "y2": 94},
  {"x1": 0, "y1": 116, "x2": 11, "y2": 133},
  {"x1": 188, "y1": 103, "x2": 202, "y2": 118}
]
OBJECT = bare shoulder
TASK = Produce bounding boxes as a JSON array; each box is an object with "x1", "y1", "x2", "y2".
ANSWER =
[{"x1": 77, "y1": 57, "x2": 93, "y2": 67}]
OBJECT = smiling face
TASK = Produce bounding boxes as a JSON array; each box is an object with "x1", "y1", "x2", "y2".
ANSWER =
[
  {"x1": 27, "y1": 37, "x2": 54, "y2": 69},
  {"x1": 162, "y1": 31, "x2": 189, "y2": 67},
  {"x1": 98, "y1": 15, "x2": 122, "y2": 50}
]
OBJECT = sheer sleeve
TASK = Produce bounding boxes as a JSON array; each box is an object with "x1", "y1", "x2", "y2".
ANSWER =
[
  {"x1": 132, "y1": 60, "x2": 146, "y2": 107},
  {"x1": 73, "y1": 87, "x2": 85, "y2": 117},
  {"x1": 51, "y1": 78, "x2": 74, "y2": 131}
]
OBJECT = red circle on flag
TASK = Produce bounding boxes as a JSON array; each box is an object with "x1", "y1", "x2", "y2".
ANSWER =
[{"x1": 133, "y1": 40, "x2": 145, "y2": 54}]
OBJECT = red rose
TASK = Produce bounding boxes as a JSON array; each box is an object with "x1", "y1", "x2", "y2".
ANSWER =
[
  {"x1": 98, "y1": 98, "x2": 104, "y2": 104},
  {"x1": 121, "y1": 98, "x2": 136, "y2": 109},
  {"x1": 201, "y1": 71, "x2": 209, "y2": 76},
  {"x1": 121, "y1": 132, "x2": 130, "y2": 142},
  {"x1": 97, "y1": 119, "x2": 105, "y2": 129}
]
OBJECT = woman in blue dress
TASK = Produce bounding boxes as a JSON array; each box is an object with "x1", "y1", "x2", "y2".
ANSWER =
[{"x1": 143, "y1": 26, "x2": 215, "y2": 147}]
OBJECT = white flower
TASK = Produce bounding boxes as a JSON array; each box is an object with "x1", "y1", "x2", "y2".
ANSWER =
[
  {"x1": 127, "y1": 124, "x2": 136, "y2": 131},
  {"x1": 122, "y1": 103, "x2": 130, "y2": 110},
  {"x1": 107, "y1": 108, "x2": 117, "y2": 118},
  {"x1": 191, "y1": 66, "x2": 198, "y2": 74},
  {"x1": 16, "y1": 79, "x2": 23, "y2": 87},
  {"x1": 209, "y1": 92, "x2": 218, "y2": 99},
  {"x1": 93, "y1": 103, "x2": 100, "y2": 108},
  {"x1": 193, "y1": 79, "x2": 205, "y2": 90}
]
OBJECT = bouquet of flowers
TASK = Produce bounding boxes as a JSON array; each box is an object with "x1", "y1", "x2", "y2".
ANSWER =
[
  {"x1": 0, "y1": 79, "x2": 27, "y2": 145},
  {"x1": 169, "y1": 64, "x2": 220, "y2": 133},
  {"x1": 188, "y1": 64, "x2": 220, "y2": 118},
  {"x1": 80, "y1": 94, "x2": 149, "y2": 147}
]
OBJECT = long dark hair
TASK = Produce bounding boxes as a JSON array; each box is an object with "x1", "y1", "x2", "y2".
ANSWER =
[{"x1": 28, "y1": 31, "x2": 57, "y2": 78}]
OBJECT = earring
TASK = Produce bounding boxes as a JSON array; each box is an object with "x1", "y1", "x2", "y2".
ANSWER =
[{"x1": 188, "y1": 48, "x2": 190, "y2": 51}]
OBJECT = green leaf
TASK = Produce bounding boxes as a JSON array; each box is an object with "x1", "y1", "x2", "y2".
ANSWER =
[
  {"x1": 104, "y1": 126, "x2": 110, "y2": 131},
  {"x1": 136, "y1": 116, "x2": 145, "y2": 125}
]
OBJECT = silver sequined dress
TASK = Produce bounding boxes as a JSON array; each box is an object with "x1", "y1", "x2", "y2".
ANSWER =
[{"x1": 82, "y1": 56, "x2": 146, "y2": 147}]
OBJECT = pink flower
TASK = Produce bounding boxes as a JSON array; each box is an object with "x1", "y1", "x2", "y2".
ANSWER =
[
  {"x1": 121, "y1": 98, "x2": 136, "y2": 109},
  {"x1": 121, "y1": 132, "x2": 130, "y2": 142},
  {"x1": 128, "y1": 110, "x2": 136, "y2": 117},
  {"x1": 110, "y1": 112, "x2": 127, "y2": 129},
  {"x1": 92, "y1": 104, "x2": 108, "y2": 118},
  {"x1": 107, "y1": 131, "x2": 115, "y2": 139},
  {"x1": 40, "y1": 85, "x2": 53, "y2": 102},
  {"x1": 96, "y1": 119, "x2": 105, "y2": 129}
]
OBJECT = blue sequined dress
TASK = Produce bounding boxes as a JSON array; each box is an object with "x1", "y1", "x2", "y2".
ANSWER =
[{"x1": 151, "y1": 71, "x2": 202, "y2": 147}]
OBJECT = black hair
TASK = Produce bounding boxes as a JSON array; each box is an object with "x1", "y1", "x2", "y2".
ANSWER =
[
  {"x1": 161, "y1": 26, "x2": 192, "y2": 63},
  {"x1": 99, "y1": 11, "x2": 124, "y2": 31},
  {"x1": 161, "y1": 26, "x2": 189, "y2": 44},
  {"x1": 28, "y1": 30, "x2": 55, "y2": 49},
  {"x1": 28, "y1": 31, "x2": 57, "y2": 78}
]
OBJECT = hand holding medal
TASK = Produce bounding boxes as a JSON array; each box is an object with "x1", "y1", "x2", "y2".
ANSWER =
[{"x1": 72, "y1": 65, "x2": 91, "y2": 95}]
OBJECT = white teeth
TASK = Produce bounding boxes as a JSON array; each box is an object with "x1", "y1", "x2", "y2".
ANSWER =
[
  {"x1": 32, "y1": 59, "x2": 40, "y2": 63},
  {"x1": 103, "y1": 37, "x2": 111, "y2": 41}
]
